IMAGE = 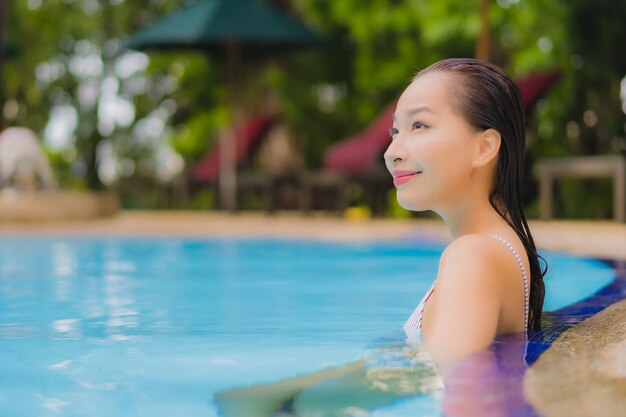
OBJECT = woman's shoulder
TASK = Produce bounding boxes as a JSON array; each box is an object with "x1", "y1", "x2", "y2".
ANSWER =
[
  {"x1": 437, "y1": 234, "x2": 515, "y2": 287},
  {"x1": 441, "y1": 233, "x2": 511, "y2": 261},
  {"x1": 425, "y1": 234, "x2": 512, "y2": 357}
]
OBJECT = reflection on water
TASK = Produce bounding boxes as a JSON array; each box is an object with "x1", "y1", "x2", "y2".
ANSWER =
[
  {"x1": 443, "y1": 334, "x2": 535, "y2": 417},
  {"x1": 51, "y1": 318, "x2": 81, "y2": 338},
  {"x1": 214, "y1": 332, "x2": 535, "y2": 417},
  {"x1": 49, "y1": 242, "x2": 143, "y2": 341}
]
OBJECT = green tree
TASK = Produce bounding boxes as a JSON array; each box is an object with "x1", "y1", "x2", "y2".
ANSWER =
[
  {"x1": 4, "y1": 0, "x2": 626, "y2": 217},
  {"x1": 4, "y1": 0, "x2": 216, "y2": 190}
]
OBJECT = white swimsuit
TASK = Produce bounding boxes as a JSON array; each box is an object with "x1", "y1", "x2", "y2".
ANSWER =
[{"x1": 403, "y1": 235, "x2": 529, "y2": 343}]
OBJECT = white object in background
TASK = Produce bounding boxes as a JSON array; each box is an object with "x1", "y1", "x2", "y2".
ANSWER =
[{"x1": 0, "y1": 127, "x2": 57, "y2": 189}]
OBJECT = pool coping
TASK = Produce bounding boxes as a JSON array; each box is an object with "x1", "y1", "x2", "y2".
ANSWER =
[
  {"x1": 0, "y1": 210, "x2": 624, "y2": 261},
  {"x1": 524, "y1": 285, "x2": 626, "y2": 417}
]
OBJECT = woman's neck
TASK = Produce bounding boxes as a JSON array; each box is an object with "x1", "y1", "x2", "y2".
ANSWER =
[{"x1": 437, "y1": 198, "x2": 508, "y2": 239}]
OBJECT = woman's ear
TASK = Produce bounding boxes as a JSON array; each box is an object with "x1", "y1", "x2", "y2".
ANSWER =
[{"x1": 473, "y1": 128, "x2": 501, "y2": 168}]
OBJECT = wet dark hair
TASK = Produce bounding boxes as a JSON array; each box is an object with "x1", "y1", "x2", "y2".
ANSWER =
[{"x1": 415, "y1": 58, "x2": 546, "y2": 335}]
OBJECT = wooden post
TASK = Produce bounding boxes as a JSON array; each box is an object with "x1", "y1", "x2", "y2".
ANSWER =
[
  {"x1": 614, "y1": 157, "x2": 625, "y2": 223},
  {"x1": 219, "y1": 39, "x2": 239, "y2": 211},
  {"x1": 0, "y1": 0, "x2": 10, "y2": 129},
  {"x1": 539, "y1": 174, "x2": 553, "y2": 221},
  {"x1": 475, "y1": 0, "x2": 490, "y2": 61}
]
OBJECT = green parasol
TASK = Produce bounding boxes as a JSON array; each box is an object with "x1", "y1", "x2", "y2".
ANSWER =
[{"x1": 127, "y1": 0, "x2": 322, "y2": 210}]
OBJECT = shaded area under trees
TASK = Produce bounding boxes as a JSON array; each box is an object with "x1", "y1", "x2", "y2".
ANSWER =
[{"x1": 2, "y1": 0, "x2": 625, "y2": 218}]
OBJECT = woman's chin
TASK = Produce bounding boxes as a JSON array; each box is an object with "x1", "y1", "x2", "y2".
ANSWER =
[{"x1": 398, "y1": 198, "x2": 430, "y2": 213}]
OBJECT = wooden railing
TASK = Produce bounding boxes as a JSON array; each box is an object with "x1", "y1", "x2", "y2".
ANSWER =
[{"x1": 534, "y1": 155, "x2": 626, "y2": 222}]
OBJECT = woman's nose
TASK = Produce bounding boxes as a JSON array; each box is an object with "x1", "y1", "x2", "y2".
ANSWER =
[{"x1": 384, "y1": 139, "x2": 406, "y2": 166}]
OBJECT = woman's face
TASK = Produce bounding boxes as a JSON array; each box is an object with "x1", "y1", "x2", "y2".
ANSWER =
[{"x1": 384, "y1": 71, "x2": 483, "y2": 213}]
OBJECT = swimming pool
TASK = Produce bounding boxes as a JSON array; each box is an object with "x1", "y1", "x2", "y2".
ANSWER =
[{"x1": 0, "y1": 237, "x2": 618, "y2": 417}]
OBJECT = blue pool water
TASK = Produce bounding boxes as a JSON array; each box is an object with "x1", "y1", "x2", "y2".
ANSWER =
[{"x1": 0, "y1": 237, "x2": 618, "y2": 417}]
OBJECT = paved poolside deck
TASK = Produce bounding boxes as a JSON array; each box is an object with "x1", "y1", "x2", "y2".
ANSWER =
[
  {"x1": 1, "y1": 210, "x2": 625, "y2": 417},
  {"x1": 0, "y1": 210, "x2": 624, "y2": 261}
]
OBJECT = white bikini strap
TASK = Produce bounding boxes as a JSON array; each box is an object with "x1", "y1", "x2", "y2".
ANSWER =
[{"x1": 489, "y1": 235, "x2": 529, "y2": 334}]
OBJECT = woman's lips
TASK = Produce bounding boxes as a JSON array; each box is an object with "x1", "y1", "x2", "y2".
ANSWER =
[{"x1": 393, "y1": 172, "x2": 421, "y2": 186}]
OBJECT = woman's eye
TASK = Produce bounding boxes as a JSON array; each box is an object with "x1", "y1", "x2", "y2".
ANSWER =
[
  {"x1": 412, "y1": 122, "x2": 426, "y2": 130},
  {"x1": 388, "y1": 127, "x2": 399, "y2": 137}
]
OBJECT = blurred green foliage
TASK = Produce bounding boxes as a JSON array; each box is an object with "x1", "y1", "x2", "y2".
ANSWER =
[{"x1": 2, "y1": 0, "x2": 626, "y2": 218}]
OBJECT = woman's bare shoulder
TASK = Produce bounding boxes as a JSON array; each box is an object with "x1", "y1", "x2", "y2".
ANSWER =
[
  {"x1": 425, "y1": 235, "x2": 508, "y2": 364},
  {"x1": 438, "y1": 234, "x2": 511, "y2": 284}
]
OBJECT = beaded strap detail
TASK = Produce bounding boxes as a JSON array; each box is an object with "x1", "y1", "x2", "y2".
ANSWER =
[{"x1": 489, "y1": 235, "x2": 529, "y2": 334}]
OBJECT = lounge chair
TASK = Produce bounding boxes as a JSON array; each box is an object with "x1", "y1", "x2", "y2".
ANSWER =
[
  {"x1": 191, "y1": 115, "x2": 278, "y2": 183},
  {"x1": 300, "y1": 101, "x2": 396, "y2": 216},
  {"x1": 190, "y1": 114, "x2": 302, "y2": 211}
]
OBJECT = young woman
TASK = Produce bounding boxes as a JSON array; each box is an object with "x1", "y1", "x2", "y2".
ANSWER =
[
  {"x1": 387, "y1": 58, "x2": 546, "y2": 370},
  {"x1": 214, "y1": 58, "x2": 547, "y2": 416}
]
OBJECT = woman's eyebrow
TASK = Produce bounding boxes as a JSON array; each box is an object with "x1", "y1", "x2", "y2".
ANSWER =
[
  {"x1": 406, "y1": 106, "x2": 434, "y2": 116},
  {"x1": 392, "y1": 106, "x2": 434, "y2": 121}
]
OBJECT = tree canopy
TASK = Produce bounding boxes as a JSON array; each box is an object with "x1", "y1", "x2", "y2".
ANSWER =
[{"x1": 2, "y1": 0, "x2": 625, "y2": 217}]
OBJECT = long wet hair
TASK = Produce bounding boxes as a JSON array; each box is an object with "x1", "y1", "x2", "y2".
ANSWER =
[{"x1": 415, "y1": 58, "x2": 547, "y2": 335}]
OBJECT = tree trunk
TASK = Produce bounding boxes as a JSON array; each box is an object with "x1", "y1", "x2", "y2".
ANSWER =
[
  {"x1": 0, "y1": 0, "x2": 10, "y2": 130},
  {"x1": 475, "y1": 0, "x2": 490, "y2": 61},
  {"x1": 86, "y1": 130, "x2": 103, "y2": 190},
  {"x1": 82, "y1": 0, "x2": 111, "y2": 191}
]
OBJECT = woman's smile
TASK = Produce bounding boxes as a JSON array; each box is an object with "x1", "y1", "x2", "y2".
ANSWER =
[{"x1": 392, "y1": 170, "x2": 422, "y2": 186}]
